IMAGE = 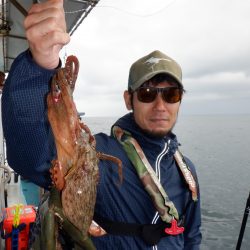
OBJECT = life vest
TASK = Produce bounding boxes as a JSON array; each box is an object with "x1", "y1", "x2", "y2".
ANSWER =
[{"x1": 92, "y1": 126, "x2": 198, "y2": 246}]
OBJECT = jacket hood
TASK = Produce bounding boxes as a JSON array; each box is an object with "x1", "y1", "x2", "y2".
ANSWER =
[{"x1": 112, "y1": 113, "x2": 179, "y2": 158}]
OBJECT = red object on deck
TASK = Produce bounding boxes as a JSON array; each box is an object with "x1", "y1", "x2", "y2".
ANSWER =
[{"x1": 2, "y1": 205, "x2": 36, "y2": 250}]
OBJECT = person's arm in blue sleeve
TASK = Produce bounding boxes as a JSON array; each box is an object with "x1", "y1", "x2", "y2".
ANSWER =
[
  {"x1": 1, "y1": 0, "x2": 70, "y2": 189},
  {"x1": 1, "y1": 50, "x2": 57, "y2": 189},
  {"x1": 183, "y1": 158, "x2": 202, "y2": 250}
]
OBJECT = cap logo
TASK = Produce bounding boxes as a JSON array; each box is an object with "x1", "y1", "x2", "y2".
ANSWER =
[{"x1": 144, "y1": 56, "x2": 171, "y2": 66}]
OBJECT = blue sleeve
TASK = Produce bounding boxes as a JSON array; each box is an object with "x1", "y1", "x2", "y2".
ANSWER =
[
  {"x1": 1, "y1": 50, "x2": 57, "y2": 189},
  {"x1": 183, "y1": 157, "x2": 202, "y2": 250}
]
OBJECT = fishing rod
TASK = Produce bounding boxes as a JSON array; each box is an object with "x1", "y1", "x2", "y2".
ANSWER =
[{"x1": 236, "y1": 191, "x2": 250, "y2": 250}]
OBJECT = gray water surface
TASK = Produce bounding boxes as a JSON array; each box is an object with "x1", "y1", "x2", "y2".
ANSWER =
[{"x1": 84, "y1": 114, "x2": 250, "y2": 250}]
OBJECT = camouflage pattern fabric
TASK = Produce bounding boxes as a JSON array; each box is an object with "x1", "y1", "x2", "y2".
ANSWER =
[{"x1": 112, "y1": 126, "x2": 179, "y2": 223}]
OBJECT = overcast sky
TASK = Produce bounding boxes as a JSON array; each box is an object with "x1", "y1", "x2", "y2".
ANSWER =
[{"x1": 63, "y1": 0, "x2": 250, "y2": 117}]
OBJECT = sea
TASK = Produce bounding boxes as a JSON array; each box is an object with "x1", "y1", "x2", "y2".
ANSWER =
[{"x1": 84, "y1": 114, "x2": 250, "y2": 250}]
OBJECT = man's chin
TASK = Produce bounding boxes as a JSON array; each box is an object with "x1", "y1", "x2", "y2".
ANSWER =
[
  {"x1": 142, "y1": 128, "x2": 172, "y2": 138},
  {"x1": 141, "y1": 121, "x2": 177, "y2": 138}
]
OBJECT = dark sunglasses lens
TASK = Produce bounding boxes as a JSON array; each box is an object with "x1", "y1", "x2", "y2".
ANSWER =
[
  {"x1": 162, "y1": 88, "x2": 182, "y2": 103},
  {"x1": 137, "y1": 88, "x2": 157, "y2": 103}
]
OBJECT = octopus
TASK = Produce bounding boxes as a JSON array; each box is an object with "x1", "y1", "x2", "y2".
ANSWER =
[{"x1": 45, "y1": 56, "x2": 122, "y2": 249}]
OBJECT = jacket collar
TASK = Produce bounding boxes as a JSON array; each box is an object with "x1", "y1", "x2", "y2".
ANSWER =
[{"x1": 112, "y1": 113, "x2": 179, "y2": 158}]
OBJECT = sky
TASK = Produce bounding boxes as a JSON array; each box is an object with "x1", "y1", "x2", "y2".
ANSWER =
[{"x1": 63, "y1": 0, "x2": 250, "y2": 117}]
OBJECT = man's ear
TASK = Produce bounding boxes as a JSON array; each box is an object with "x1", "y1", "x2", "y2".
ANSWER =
[{"x1": 123, "y1": 90, "x2": 132, "y2": 110}]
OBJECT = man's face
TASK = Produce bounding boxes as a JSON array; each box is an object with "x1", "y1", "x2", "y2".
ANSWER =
[{"x1": 124, "y1": 81, "x2": 181, "y2": 137}]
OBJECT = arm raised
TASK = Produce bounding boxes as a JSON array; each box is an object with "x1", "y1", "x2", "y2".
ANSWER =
[{"x1": 24, "y1": 0, "x2": 70, "y2": 69}]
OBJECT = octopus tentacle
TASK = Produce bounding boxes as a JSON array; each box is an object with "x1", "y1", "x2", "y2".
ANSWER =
[
  {"x1": 97, "y1": 152, "x2": 123, "y2": 184},
  {"x1": 50, "y1": 160, "x2": 65, "y2": 191}
]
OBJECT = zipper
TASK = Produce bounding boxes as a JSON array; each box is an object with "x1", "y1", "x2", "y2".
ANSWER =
[{"x1": 151, "y1": 140, "x2": 170, "y2": 250}]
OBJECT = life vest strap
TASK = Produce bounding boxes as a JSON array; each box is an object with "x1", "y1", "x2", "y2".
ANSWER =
[{"x1": 93, "y1": 214, "x2": 184, "y2": 246}]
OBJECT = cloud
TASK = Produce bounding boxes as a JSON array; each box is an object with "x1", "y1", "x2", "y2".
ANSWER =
[{"x1": 65, "y1": 0, "x2": 250, "y2": 116}]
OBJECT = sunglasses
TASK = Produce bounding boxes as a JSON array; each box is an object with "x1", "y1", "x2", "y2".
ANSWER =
[{"x1": 135, "y1": 86, "x2": 183, "y2": 103}]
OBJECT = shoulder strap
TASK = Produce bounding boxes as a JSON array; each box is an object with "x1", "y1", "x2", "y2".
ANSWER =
[
  {"x1": 174, "y1": 150, "x2": 198, "y2": 201},
  {"x1": 112, "y1": 126, "x2": 179, "y2": 223}
]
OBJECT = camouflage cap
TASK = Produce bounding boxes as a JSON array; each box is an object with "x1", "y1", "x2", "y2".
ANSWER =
[{"x1": 128, "y1": 50, "x2": 183, "y2": 91}]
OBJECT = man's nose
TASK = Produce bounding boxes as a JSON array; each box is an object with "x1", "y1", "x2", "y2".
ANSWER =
[{"x1": 153, "y1": 93, "x2": 166, "y2": 110}]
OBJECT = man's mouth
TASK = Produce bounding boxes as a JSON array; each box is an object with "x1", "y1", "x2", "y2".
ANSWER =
[{"x1": 150, "y1": 117, "x2": 169, "y2": 122}]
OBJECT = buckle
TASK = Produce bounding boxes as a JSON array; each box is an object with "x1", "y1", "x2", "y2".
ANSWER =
[{"x1": 165, "y1": 218, "x2": 184, "y2": 235}]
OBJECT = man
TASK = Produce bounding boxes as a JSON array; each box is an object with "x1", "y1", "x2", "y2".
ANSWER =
[{"x1": 1, "y1": 0, "x2": 201, "y2": 249}]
